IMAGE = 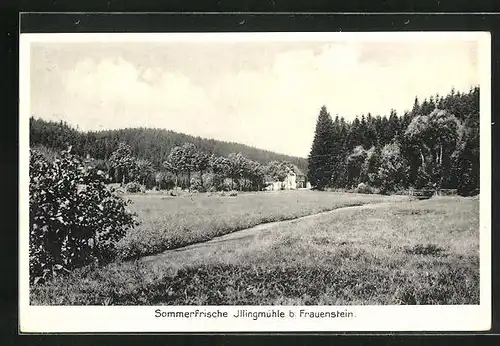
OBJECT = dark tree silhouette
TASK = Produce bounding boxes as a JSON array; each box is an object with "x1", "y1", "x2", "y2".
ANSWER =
[{"x1": 308, "y1": 106, "x2": 335, "y2": 190}]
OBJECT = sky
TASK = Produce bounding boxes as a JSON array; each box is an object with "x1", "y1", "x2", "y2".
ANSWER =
[{"x1": 29, "y1": 35, "x2": 481, "y2": 158}]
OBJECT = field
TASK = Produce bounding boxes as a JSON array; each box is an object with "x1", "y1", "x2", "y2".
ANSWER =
[
  {"x1": 115, "y1": 191, "x2": 402, "y2": 259},
  {"x1": 30, "y1": 191, "x2": 479, "y2": 305}
]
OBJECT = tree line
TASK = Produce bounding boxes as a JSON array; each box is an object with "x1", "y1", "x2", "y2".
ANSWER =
[
  {"x1": 29, "y1": 118, "x2": 308, "y2": 175},
  {"x1": 101, "y1": 140, "x2": 301, "y2": 192},
  {"x1": 308, "y1": 86, "x2": 480, "y2": 195},
  {"x1": 30, "y1": 120, "x2": 303, "y2": 192}
]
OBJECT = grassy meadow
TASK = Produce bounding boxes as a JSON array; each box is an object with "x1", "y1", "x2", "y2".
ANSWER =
[
  {"x1": 31, "y1": 191, "x2": 479, "y2": 305},
  {"x1": 115, "y1": 191, "x2": 402, "y2": 259}
]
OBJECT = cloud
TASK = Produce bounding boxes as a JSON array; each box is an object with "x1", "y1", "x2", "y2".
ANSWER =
[
  {"x1": 60, "y1": 57, "x2": 218, "y2": 133},
  {"x1": 31, "y1": 40, "x2": 479, "y2": 157},
  {"x1": 204, "y1": 42, "x2": 477, "y2": 156}
]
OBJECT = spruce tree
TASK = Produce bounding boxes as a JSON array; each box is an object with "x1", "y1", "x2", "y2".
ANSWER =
[
  {"x1": 308, "y1": 106, "x2": 335, "y2": 190},
  {"x1": 364, "y1": 113, "x2": 378, "y2": 148}
]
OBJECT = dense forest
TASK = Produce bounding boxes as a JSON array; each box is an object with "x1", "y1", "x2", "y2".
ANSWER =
[
  {"x1": 30, "y1": 119, "x2": 308, "y2": 173},
  {"x1": 308, "y1": 86, "x2": 480, "y2": 196}
]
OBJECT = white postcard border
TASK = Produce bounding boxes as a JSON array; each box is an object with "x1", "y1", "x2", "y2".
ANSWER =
[{"x1": 19, "y1": 31, "x2": 492, "y2": 333}]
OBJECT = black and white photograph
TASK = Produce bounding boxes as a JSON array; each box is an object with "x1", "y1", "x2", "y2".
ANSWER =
[{"x1": 19, "y1": 30, "x2": 491, "y2": 332}]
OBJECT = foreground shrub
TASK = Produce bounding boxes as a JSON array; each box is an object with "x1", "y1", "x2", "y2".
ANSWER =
[
  {"x1": 29, "y1": 148, "x2": 138, "y2": 284},
  {"x1": 31, "y1": 144, "x2": 60, "y2": 162},
  {"x1": 228, "y1": 190, "x2": 238, "y2": 197}
]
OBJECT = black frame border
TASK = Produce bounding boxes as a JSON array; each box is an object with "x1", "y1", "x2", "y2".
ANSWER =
[{"x1": 5, "y1": 10, "x2": 500, "y2": 343}]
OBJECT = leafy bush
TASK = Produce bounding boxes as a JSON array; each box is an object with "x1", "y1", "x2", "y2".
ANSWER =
[
  {"x1": 190, "y1": 176, "x2": 203, "y2": 192},
  {"x1": 125, "y1": 182, "x2": 143, "y2": 193},
  {"x1": 378, "y1": 143, "x2": 407, "y2": 194},
  {"x1": 89, "y1": 158, "x2": 108, "y2": 173},
  {"x1": 32, "y1": 144, "x2": 60, "y2": 162},
  {"x1": 354, "y1": 183, "x2": 374, "y2": 194},
  {"x1": 29, "y1": 148, "x2": 138, "y2": 284},
  {"x1": 154, "y1": 171, "x2": 176, "y2": 191},
  {"x1": 228, "y1": 190, "x2": 238, "y2": 197},
  {"x1": 346, "y1": 146, "x2": 368, "y2": 187},
  {"x1": 216, "y1": 178, "x2": 233, "y2": 192},
  {"x1": 201, "y1": 172, "x2": 215, "y2": 192},
  {"x1": 210, "y1": 173, "x2": 225, "y2": 191}
]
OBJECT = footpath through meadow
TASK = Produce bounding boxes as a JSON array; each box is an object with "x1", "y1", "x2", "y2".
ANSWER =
[{"x1": 140, "y1": 200, "x2": 397, "y2": 266}]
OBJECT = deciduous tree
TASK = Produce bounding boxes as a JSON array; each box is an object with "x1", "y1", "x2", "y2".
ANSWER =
[
  {"x1": 109, "y1": 142, "x2": 135, "y2": 185},
  {"x1": 377, "y1": 142, "x2": 407, "y2": 194},
  {"x1": 163, "y1": 146, "x2": 185, "y2": 188},
  {"x1": 194, "y1": 150, "x2": 210, "y2": 189},
  {"x1": 405, "y1": 109, "x2": 463, "y2": 189}
]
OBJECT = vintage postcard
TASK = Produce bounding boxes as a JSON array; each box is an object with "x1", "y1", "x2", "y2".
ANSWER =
[{"x1": 19, "y1": 30, "x2": 491, "y2": 332}]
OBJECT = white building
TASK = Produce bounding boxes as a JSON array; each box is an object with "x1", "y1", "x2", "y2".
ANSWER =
[
  {"x1": 263, "y1": 164, "x2": 307, "y2": 191},
  {"x1": 264, "y1": 172, "x2": 298, "y2": 191},
  {"x1": 283, "y1": 172, "x2": 297, "y2": 190}
]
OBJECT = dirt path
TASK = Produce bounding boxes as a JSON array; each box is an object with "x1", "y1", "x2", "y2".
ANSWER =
[{"x1": 140, "y1": 201, "x2": 390, "y2": 265}]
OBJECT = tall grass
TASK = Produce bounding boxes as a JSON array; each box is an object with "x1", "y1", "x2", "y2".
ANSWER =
[
  {"x1": 115, "y1": 191, "x2": 404, "y2": 259},
  {"x1": 31, "y1": 196, "x2": 479, "y2": 305}
]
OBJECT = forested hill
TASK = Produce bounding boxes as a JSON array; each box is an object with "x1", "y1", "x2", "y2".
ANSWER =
[{"x1": 29, "y1": 118, "x2": 308, "y2": 173}]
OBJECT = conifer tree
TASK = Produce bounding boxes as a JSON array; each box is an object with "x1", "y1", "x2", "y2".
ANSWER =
[
  {"x1": 308, "y1": 106, "x2": 335, "y2": 190},
  {"x1": 364, "y1": 113, "x2": 378, "y2": 149},
  {"x1": 411, "y1": 97, "x2": 420, "y2": 117}
]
